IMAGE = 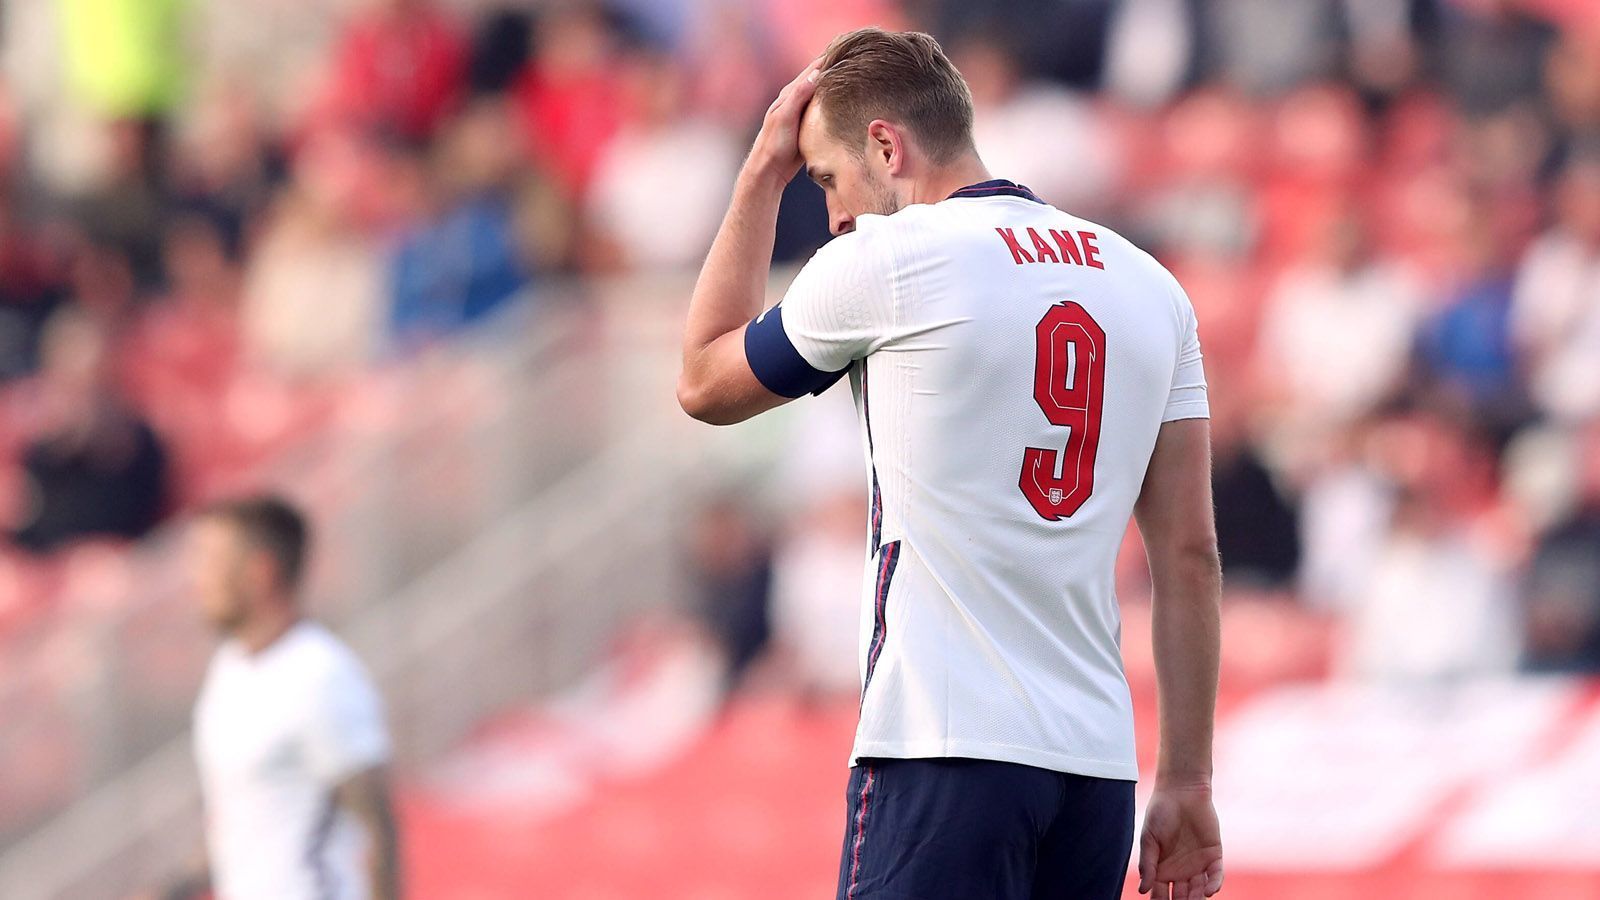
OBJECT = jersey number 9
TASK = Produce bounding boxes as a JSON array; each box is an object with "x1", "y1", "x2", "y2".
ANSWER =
[{"x1": 1020, "y1": 301, "x2": 1105, "y2": 521}]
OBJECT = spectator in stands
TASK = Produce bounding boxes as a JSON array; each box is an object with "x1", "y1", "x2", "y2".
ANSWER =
[
  {"x1": 182, "y1": 0, "x2": 346, "y2": 130},
  {"x1": 240, "y1": 131, "x2": 383, "y2": 380},
  {"x1": 1339, "y1": 408, "x2": 1519, "y2": 680},
  {"x1": 1296, "y1": 416, "x2": 1397, "y2": 613},
  {"x1": 464, "y1": 8, "x2": 534, "y2": 96},
  {"x1": 1435, "y1": 0, "x2": 1557, "y2": 118},
  {"x1": 62, "y1": 240, "x2": 139, "y2": 329},
  {"x1": 1208, "y1": 371, "x2": 1300, "y2": 592},
  {"x1": 72, "y1": 119, "x2": 171, "y2": 291},
  {"x1": 49, "y1": 0, "x2": 186, "y2": 292},
  {"x1": 0, "y1": 198, "x2": 65, "y2": 382},
  {"x1": 127, "y1": 214, "x2": 242, "y2": 398},
  {"x1": 1544, "y1": 31, "x2": 1600, "y2": 163},
  {"x1": 1512, "y1": 153, "x2": 1600, "y2": 422},
  {"x1": 512, "y1": 5, "x2": 629, "y2": 199},
  {"x1": 167, "y1": 82, "x2": 284, "y2": 258},
  {"x1": 1520, "y1": 421, "x2": 1600, "y2": 673},
  {"x1": 313, "y1": 0, "x2": 468, "y2": 144},
  {"x1": 389, "y1": 101, "x2": 533, "y2": 346},
  {"x1": 58, "y1": 0, "x2": 186, "y2": 124},
  {"x1": 1101, "y1": 0, "x2": 1192, "y2": 107},
  {"x1": 1415, "y1": 209, "x2": 1527, "y2": 432},
  {"x1": 1343, "y1": 0, "x2": 1429, "y2": 103},
  {"x1": 584, "y1": 49, "x2": 741, "y2": 271},
  {"x1": 9, "y1": 306, "x2": 169, "y2": 552},
  {"x1": 1256, "y1": 209, "x2": 1423, "y2": 449}
]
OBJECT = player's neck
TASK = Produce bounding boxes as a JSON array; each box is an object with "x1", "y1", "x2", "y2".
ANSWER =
[
  {"x1": 237, "y1": 605, "x2": 303, "y2": 656},
  {"x1": 909, "y1": 155, "x2": 993, "y2": 206}
]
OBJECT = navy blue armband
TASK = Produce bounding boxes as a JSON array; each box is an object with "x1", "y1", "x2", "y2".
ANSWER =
[{"x1": 744, "y1": 305, "x2": 849, "y2": 398}]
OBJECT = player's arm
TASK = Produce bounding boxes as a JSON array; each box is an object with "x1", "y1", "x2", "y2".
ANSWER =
[
  {"x1": 305, "y1": 658, "x2": 398, "y2": 900},
  {"x1": 335, "y1": 765, "x2": 401, "y2": 900},
  {"x1": 1133, "y1": 417, "x2": 1224, "y2": 900},
  {"x1": 677, "y1": 61, "x2": 821, "y2": 425}
]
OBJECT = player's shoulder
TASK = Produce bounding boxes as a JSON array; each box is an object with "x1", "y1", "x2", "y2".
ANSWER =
[
  {"x1": 795, "y1": 216, "x2": 898, "y2": 283},
  {"x1": 865, "y1": 199, "x2": 951, "y2": 239},
  {"x1": 841, "y1": 200, "x2": 983, "y2": 264},
  {"x1": 280, "y1": 621, "x2": 374, "y2": 687},
  {"x1": 824, "y1": 212, "x2": 901, "y2": 252},
  {"x1": 201, "y1": 640, "x2": 244, "y2": 687},
  {"x1": 1055, "y1": 209, "x2": 1189, "y2": 303}
]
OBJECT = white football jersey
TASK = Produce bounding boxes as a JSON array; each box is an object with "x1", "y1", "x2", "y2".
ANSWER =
[
  {"x1": 745, "y1": 180, "x2": 1208, "y2": 780},
  {"x1": 194, "y1": 621, "x2": 390, "y2": 900}
]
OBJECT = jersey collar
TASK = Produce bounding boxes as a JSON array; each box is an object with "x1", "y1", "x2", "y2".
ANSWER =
[{"x1": 946, "y1": 179, "x2": 1045, "y2": 203}]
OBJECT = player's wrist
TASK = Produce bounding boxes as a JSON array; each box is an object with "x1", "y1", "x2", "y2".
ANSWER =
[{"x1": 1153, "y1": 771, "x2": 1214, "y2": 792}]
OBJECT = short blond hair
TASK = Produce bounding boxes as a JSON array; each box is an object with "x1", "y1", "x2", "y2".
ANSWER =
[{"x1": 814, "y1": 27, "x2": 976, "y2": 163}]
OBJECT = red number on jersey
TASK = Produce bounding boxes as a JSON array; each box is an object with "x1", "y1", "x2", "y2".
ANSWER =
[{"x1": 1019, "y1": 301, "x2": 1106, "y2": 520}]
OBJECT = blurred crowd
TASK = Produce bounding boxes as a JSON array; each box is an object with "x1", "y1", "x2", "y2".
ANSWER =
[{"x1": 0, "y1": 0, "x2": 1595, "y2": 684}]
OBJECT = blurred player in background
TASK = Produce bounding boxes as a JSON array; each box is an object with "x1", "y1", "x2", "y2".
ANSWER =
[
  {"x1": 679, "y1": 27, "x2": 1223, "y2": 900},
  {"x1": 171, "y1": 497, "x2": 400, "y2": 900}
]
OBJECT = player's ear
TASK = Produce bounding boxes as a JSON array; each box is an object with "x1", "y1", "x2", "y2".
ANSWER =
[{"x1": 867, "y1": 119, "x2": 901, "y2": 173}]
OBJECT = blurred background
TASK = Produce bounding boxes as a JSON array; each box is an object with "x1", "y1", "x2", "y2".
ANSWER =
[{"x1": 0, "y1": 0, "x2": 1597, "y2": 897}]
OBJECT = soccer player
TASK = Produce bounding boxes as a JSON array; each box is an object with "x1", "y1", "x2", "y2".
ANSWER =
[
  {"x1": 185, "y1": 497, "x2": 400, "y2": 900},
  {"x1": 678, "y1": 28, "x2": 1224, "y2": 900}
]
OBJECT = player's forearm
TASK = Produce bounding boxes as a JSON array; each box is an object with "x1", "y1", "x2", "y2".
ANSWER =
[
  {"x1": 368, "y1": 823, "x2": 400, "y2": 900},
  {"x1": 361, "y1": 787, "x2": 401, "y2": 900},
  {"x1": 1148, "y1": 546, "x2": 1222, "y2": 788},
  {"x1": 681, "y1": 167, "x2": 787, "y2": 371},
  {"x1": 337, "y1": 769, "x2": 401, "y2": 900}
]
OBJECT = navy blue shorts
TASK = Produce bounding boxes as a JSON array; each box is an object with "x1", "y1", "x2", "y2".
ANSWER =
[{"x1": 835, "y1": 757, "x2": 1135, "y2": 900}]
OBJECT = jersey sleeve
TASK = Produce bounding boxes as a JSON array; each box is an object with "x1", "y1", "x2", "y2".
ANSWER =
[
  {"x1": 1163, "y1": 280, "x2": 1211, "y2": 422},
  {"x1": 744, "y1": 232, "x2": 895, "y2": 398},
  {"x1": 302, "y1": 653, "x2": 391, "y2": 784}
]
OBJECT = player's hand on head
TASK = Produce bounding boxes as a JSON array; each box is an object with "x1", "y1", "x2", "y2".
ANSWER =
[
  {"x1": 1137, "y1": 782, "x2": 1224, "y2": 900},
  {"x1": 746, "y1": 58, "x2": 823, "y2": 185}
]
